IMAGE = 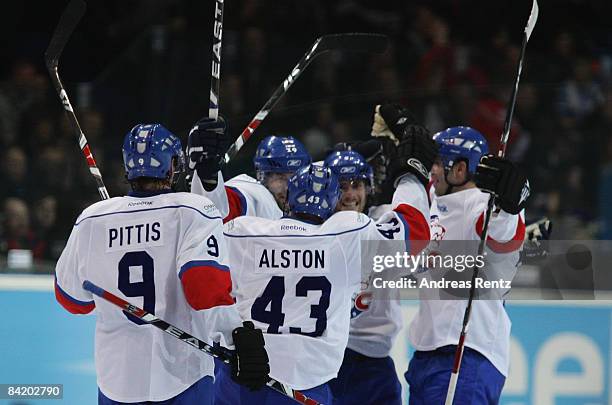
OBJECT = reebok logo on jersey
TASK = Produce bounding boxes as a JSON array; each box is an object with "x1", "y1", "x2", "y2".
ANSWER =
[
  {"x1": 280, "y1": 224, "x2": 307, "y2": 232},
  {"x1": 287, "y1": 159, "x2": 303, "y2": 167},
  {"x1": 407, "y1": 158, "x2": 429, "y2": 179},
  {"x1": 128, "y1": 201, "x2": 153, "y2": 207}
]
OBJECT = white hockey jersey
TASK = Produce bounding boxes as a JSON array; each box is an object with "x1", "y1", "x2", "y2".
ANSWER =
[
  {"x1": 408, "y1": 187, "x2": 525, "y2": 376},
  {"x1": 347, "y1": 174, "x2": 430, "y2": 357},
  {"x1": 191, "y1": 171, "x2": 282, "y2": 221},
  {"x1": 54, "y1": 191, "x2": 241, "y2": 402},
  {"x1": 223, "y1": 209, "x2": 408, "y2": 390}
]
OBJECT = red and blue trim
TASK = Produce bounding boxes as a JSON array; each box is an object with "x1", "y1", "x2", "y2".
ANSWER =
[
  {"x1": 475, "y1": 212, "x2": 525, "y2": 253},
  {"x1": 179, "y1": 260, "x2": 233, "y2": 310},
  {"x1": 224, "y1": 186, "x2": 247, "y2": 223},
  {"x1": 394, "y1": 203, "x2": 430, "y2": 255},
  {"x1": 55, "y1": 279, "x2": 95, "y2": 314}
]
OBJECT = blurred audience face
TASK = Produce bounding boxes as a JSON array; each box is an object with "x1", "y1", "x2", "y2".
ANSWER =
[
  {"x1": 4, "y1": 147, "x2": 27, "y2": 183},
  {"x1": 4, "y1": 198, "x2": 30, "y2": 238},
  {"x1": 244, "y1": 27, "x2": 266, "y2": 62},
  {"x1": 34, "y1": 196, "x2": 58, "y2": 230},
  {"x1": 554, "y1": 32, "x2": 575, "y2": 57},
  {"x1": 573, "y1": 59, "x2": 592, "y2": 84}
]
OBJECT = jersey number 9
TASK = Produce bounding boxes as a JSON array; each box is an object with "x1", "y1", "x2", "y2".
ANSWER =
[{"x1": 118, "y1": 251, "x2": 155, "y2": 325}]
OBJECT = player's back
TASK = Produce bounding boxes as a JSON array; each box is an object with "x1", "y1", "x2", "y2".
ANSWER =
[
  {"x1": 55, "y1": 191, "x2": 226, "y2": 402},
  {"x1": 223, "y1": 211, "x2": 369, "y2": 390}
]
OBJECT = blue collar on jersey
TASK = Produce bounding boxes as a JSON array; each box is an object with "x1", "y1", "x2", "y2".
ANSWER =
[{"x1": 127, "y1": 189, "x2": 174, "y2": 198}]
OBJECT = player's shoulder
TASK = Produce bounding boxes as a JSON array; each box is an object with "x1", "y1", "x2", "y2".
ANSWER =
[
  {"x1": 322, "y1": 211, "x2": 372, "y2": 234},
  {"x1": 75, "y1": 196, "x2": 127, "y2": 224},
  {"x1": 163, "y1": 192, "x2": 222, "y2": 218},
  {"x1": 226, "y1": 174, "x2": 267, "y2": 194},
  {"x1": 223, "y1": 215, "x2": 276, "y2": 237},
  {"x1": 226, "y1": 174, "x2": 259, "y2": 186}
]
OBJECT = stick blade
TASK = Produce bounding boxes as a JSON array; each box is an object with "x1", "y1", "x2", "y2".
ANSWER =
[
  {"x1": 318, "y1": 33, "x2": 389, "y2": 54},
  {"x1": 45, "y1": 0, "x2": 86, "y2": 68},
  {"x1": 524, "y1": 0, "x2": 539, "y2": 42}
]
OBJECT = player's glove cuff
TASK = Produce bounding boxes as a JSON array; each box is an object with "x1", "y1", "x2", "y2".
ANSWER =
[
  {"x1": 187, "y1": 116, "x2": 229, "y2": 182},
  {"x1": 231, "y1": 321, "x2": 270, "y2": 391}
]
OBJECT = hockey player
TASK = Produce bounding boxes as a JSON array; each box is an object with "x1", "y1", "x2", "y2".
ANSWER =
[
  {"x1": 215, "y1": 164, "x2": 352, "y2": 404},
  {"x1": 325, "y1": 105, "x2": 437, "y2": 405},
  {"x1": 54, "y1": 124, "x2": 270, "y2": 405},
  {"x1": 187, "y1": 117, "x2": 311, "y2": 221},
  {"x1": 405, "y1": 125, "x2": 529, "y2": 404},
  {"x1": 215, "y1": 141, "x2": 433, "y2": 404}
]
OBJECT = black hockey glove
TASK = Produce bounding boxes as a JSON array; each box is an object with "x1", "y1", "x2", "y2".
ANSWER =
[
  {"x1": 387, "y1": 127, "x2": 438, "y2": 188},
  {"x1": 231, "y1": 321, "x2": 270, "y2": 391},
  {"x1": 187, "y1": 116, "x2": 229, "y2": 188},
  {"x1": 371, "y1": 103, "x2": 418, "y2": 147},
  {"x1": 475, "y1": 155, "x2": 530, "y2": 215}
]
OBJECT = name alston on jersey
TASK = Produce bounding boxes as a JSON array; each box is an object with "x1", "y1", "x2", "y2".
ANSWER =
[{"x1": 258, "y1": 248, "x2": 325, "y2": 271}]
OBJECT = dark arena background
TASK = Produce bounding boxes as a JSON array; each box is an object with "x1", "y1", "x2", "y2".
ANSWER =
[{"x1": 1, "y1": 0, "x2": 611, "y2": 404}]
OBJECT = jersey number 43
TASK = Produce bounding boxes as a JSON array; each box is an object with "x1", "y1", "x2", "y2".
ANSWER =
[{"x1": 251, "y1": 276, "x2": 331, "y2": 337}]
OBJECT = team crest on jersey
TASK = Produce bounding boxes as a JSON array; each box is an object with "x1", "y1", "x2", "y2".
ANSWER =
[
  {"x1": 430, "y1": 215, "x2": 446, "y2": 241},
  {"x1": 436, "y1": 201, "x2": 448, "y2": 213},
  {"x1": 350, "y1": 291, "x2": 372, "y2": 319}
]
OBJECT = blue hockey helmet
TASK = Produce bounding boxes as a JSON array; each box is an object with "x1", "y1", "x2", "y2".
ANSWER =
[
  {"x1": 324, "y1": 150, "x2": 374, "y2": 190},
  {"x1": 288, "y1": 165, "x2": 340, "y2": 221},
  {"x1": 253, "y1": 136, "x2": 311, "y2": 176},
  {"x1": 122, "y1": 123, "x2": 185, "y2": 181},
  {"x1": 432, "y1": 126, "x2": 488, "y2": 173}
]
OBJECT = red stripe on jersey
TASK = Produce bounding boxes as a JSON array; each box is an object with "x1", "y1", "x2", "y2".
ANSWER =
[
  {"x1": 426, "y1": 179, "x2": 435, "y2": 207},
  {"x1": 181, "y1": 265, "x2": 234, "y2": 310},
  {"x1": 55, "y1": 280, "x2": 95, "y2": 314},
  {"x1": 223, "y1": 186, "x2": 247, "y2": 223},
  {"x1": 475, "y1": 212, "x2": 525, "y2": 253},
  {"x1": 394, "y1": 203, "x2": 431, "y2": 255}
]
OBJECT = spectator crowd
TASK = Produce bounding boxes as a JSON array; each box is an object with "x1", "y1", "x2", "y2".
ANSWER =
[{"x1": 1, "y1": 0, "x2": 611, "y2": 268}]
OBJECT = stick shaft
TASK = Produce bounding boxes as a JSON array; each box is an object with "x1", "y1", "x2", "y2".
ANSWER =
[
  {"x1": 82, "y1": 280, "x2": 320, "y2": 405},
  {"x1": 444, "y1": 2, "x2": 538, "y2": 403},
  {"x1": 224, "y1": 38, "x2": 323, "y2": 163},
  {"x1": 209, "y1": 0, "x2": 224, "y2": 120},
  {"x1": 224, "y1": 33, "x2": 389, "y2": 163},
  {"x1": 45, "y1": 0, "x2": 109, "y2": 200}
]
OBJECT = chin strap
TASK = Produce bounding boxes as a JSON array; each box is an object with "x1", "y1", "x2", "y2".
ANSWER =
[{"x1": 442, "y1": 168, "x2": 472, "y2": 195}]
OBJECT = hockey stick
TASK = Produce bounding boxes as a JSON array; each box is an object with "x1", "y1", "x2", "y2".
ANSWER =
[
  {"x1": 224, "y1": 33, "x2": 389, "y2": 163},
  {"x1": 444, "y1": 2, "x2": 539, "y2": 404},
  {"x1": 45, "y1": 0, "x2": 109, "y2": 200},
  {"x1": 209, "y1": 0, "x2": 224, "y2": 120},
  {"x1": 82, "y1": 280, "x2": 322, "y2": 405}
]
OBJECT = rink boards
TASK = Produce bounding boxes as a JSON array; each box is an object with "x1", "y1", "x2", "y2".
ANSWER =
[{"x1": 1, "y1": 274, "x2": 610, "y2": 405}]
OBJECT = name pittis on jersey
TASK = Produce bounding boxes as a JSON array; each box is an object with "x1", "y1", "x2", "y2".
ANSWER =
[{"x1": 107, "y1": 221, "x2": 163, "y2": 250}]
